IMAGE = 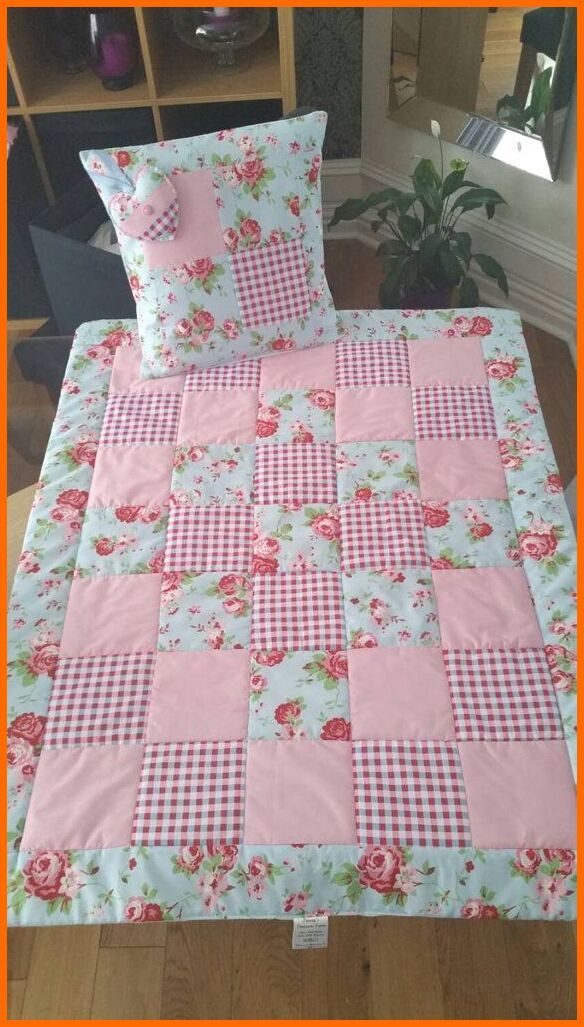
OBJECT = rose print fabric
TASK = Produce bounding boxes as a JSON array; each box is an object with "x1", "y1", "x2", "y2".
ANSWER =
[
  {"x1": 80, "y1": 113, "x2": 339, "y2": 377},
  {"x1": 8, "y1": 310, "x2": 576, "y2": 925}
]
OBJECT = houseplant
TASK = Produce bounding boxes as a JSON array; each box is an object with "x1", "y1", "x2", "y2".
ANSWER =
[{"x1": 330, "y1": 122, "x2": 509, "y2": 309}]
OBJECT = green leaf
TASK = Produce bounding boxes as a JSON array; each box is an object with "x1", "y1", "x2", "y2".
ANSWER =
[
  {"x1": 413, "y1": 157, "x2": 441, "y2": 191},
  {"x1": 459, "y1": 275, "x2": 480, "y2": 306},
  {"x1": 377, "y1": 238, "x2": 410, "y2": 258},
  {"x1": 450, "y1": 157, "x2": 469, "y2": 172},
  {"x1": 418, "y1": 233, "x2": 443, "y2": 268},
  {"x1": 473, "y1": 253, "x2": 509, "y2": 296},
  {"x1": 452, "y1": 188, "x2": 506, "y2": 214},
  {"x1": 329, "y1": 187, "x2": 406, "y2": 226},
  {"x1": 397, "y1": 214, "x2": 422, "y2": 244},
  {"x1": 452, "y1": 231, "x2": 472, "y2": 264},
  {"x1": 442, "y1": 169, "x2": 466, "y2": 198},
  {"x1": 529, "y1": 66, "x2": 552, "y2": 122},
  {"x1": 438, "y1": 246, "x2": 462, "y2": 286}
]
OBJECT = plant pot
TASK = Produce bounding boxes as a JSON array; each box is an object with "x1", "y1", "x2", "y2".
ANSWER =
[{"x1": 401, "y1": 286, "x2": 455, "y2": 310}]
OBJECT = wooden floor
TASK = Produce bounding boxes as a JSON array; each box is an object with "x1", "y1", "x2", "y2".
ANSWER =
[
  {"x1": 7, "y1": 917, "x2": 578, "y2": 1020},
  {"x1": 7, "y1": 240, "x2": 577, "y2": 1019}
]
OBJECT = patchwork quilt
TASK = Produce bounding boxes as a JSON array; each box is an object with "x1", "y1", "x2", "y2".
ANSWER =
[{"x1": 8, "y1": 308, "x2": 576, "y2": 925}]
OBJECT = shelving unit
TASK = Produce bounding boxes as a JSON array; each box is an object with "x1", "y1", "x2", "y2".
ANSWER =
[{"x1": 8, "y1": 7, "x2": 296, "y2": 204}]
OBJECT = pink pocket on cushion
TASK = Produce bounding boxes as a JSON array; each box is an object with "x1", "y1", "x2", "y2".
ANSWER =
[
  {"x1": 348, "y1": 647, "x2": 455, "y2": 740},
  {"x1": 432, "y1": 567, "x2": 543, "y2": 649},
  {"x1": 90, "y1": 444, "x2": 174, "y2": 507},
  {"x1": 143, "y1": 169, "x2": 226, "y2": 269},
  {"x1": 244, "y1": 739, "x2": 357, "y2": 844},
  {"x1": 336, "y1": 387, "x2": 414, "y2": 442},
  {"x1": 177, "y1": 389, "x2": 258, "y2": 445},
  {"x1": 21, "y1": 744, "x2": 144, "y2": 850},
  {"x1": 147, "y1": 650, "x2": 249, "y2": 742},
  {"x1": 409, "y1": 338, "x2": 487, "y2": 386},
  {"x1": 417, "y1": 439, "x2": 508, "y2": 500},
  {"x1": 60, "y1": 574, "x2": 162, "y2": 656},
  {"x1": 458, "y1": 740, "x2": 576, "y2": 848}
]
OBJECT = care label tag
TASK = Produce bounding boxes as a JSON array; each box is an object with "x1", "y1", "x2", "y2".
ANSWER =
[{"x1": 292, "y1": 915, "x2": 329, "y2": 949}]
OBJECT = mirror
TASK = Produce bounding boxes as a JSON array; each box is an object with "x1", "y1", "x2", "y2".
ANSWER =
[{"x1": 388, "y1": 6, "x2": 576, "y2": 180}]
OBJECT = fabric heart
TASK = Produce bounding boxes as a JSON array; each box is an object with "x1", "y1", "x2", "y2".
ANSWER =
[{"x1": 109, "y1": 165, "x2": 179, "y2": 242}]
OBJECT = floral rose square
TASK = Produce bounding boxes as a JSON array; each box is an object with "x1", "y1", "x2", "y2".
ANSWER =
[
  {"x1": 256, "y1": 389, "x2": 335, "y2": 444},
  {"x1": 76, "y1": 505, "x2": 168, "y2": 576},
  {"x1": 253, "y1": 503, "x2": 341, "y2": 573},
  {"x1": 336, "y1": 441, "x2": 420, "y2": 504},
  {"x1": 249, "y1": 648, "x2": 351, "y2": 740},
  {"x1": 158, "y1": 571, "x2": 251, "y2": 651},
  {"x1": 170, "y1": 443, "x2": 255, "y2": 506},
  {"x1": 342, "y1": 569, "x2": 440, "y2": 649},
  {"x1": 423, "y1": 499, "x2": 520, "y2": 570}
]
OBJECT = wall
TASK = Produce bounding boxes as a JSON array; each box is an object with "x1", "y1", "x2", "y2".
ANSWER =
[
  {"x1": 323, "y1": 8, "x2": 576, "y2": 352},
  {"x1": 294, "y1": 8, "x2": 363, "y2": 158}
]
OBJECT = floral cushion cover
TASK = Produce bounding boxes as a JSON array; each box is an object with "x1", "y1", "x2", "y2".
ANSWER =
[
  {"x1": 8, "y1": 307, "x2": 576, "y2": 925},
  {"x1": 80, "y1": 112, "x2": 338, "y2": 378}
]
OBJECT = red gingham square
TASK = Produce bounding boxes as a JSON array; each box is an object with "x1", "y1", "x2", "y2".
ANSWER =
[
  {"x1": 336, "y1": 338, "x2": 411, "y2": 388},
  {"x1": 340, "y1": 499, "x2": 429, "y2": 571},
  {"x1": 443, "y1": 649, "x2": 564, "y2": 741},
  {"x1": 142, "y1": 198, "x2": 179, "y2": 241},
  {"x1": 254, "y1": 443, "x2": 337, "y2": 504},
  {"x1": 231, "y1": 239, "x2": 310, "y2": 327},
  {"x1": 100, "y1": 392, "x2": 181, "y2": 446},
  {"x1": 131, "y1": 740, "x2": 246, "y2": 846},
  {"x1": 251, "y1": 572, "x2": 345, "y2": 650},
  {"x1": 164, "y1": 505, "x2": 253, "y2": 571},
  {"x1": 412, "y1": 385, "x2": 497, "y2": 439},
  {"x1": 44, "y1": 653, "x2": 154, "y2": 748},
  {"x1": 185, "y1": 358, "x2": 261, "y2": 392},
  {"x1": 352, "y1": 739, "x2": 471, "y2": 846}
]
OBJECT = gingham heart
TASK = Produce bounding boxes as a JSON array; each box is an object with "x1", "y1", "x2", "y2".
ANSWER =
[{"x1": 109, "y1": 164, "x2": 179, "y2": 242}]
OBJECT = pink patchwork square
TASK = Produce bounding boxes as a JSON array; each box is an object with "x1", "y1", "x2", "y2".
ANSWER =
[
  {"x1": 143, "y1": 169, "x2": 226, "y2": 270},
  {"x1": 260, "y1": 343, "x2": 336, "y2": 390},
  {"x1": 244, "y1": 739, "x2": 356, "y2": 843},
  {"x1": 101, "y1": 392, "x2": 181, "y2": 446},
  {"x1": 232, "y1": 239, "x2": 310, "y2": 327},
  {"x1": 185, "y1": 358, "x2": 261, "y2": 392},
  {"x1": 340, "y1": 499, "x2": 428, "y2": 571},
  {"x1": 60, "y1": 574, "x2": 162, "y2": 657},
  {"x1": 348, "y1": 647, "x2": 455, "y2": 739},
  {"x1": 417, "y1": 439, "x2": 508, "y2": 500},
  {"x1": 409, "y1": 338, "x2": 487, "y2": 386},
  {"x1": 444, "y1": 649, "x2": 563, "y2": 741},
  {"x1": 336, "y1": 387, "x2": 414, "y2": 442},
  {"x1": 21, "y1": 744, "x2": 144, "y2": 850},
  {"x1": 110, "y1": 339, "x2": 186, "y2": 394},
  {"x1": 251, "y1": 572, "x2": 345, "y2": 650},
  {"x1": 147, "y1": 650, "x2": 249, "y2": 742},
  {"x1": 433, "y1": 567, "x2": 543, "y2": 649},
  {"x1": 131, "y1": 739, "x2": 246, "y2": 845},
  {"x1": 177, "y1": 390, "x2": 258, "y2": 445},
  {"x1": 45, "y1": 653, "x2": 154, "y2": 748},
  {"x1": 90, "y1": 444, "x2": 174, "y2": 507},
  {"x1": 336, "y1": 338, "x2": 410, "y2": 388},
  {"x1": 458, "y1": 740, "x2": 576, "y2": 848},
  {"x1": 254, "y1": 443, "x2": 337, "y2": 504},
  {"x1": 352, "y1": 739, "x2": 471, "y2": 846},
  {"x1": 164, "y1": 505, "x2": 253, "y2": 571},
  {"x1": 413, "y1": 385, "x2": 496, "y2": 440}
]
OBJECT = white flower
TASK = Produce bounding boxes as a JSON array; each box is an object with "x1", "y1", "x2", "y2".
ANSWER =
[{"x1": 431, "y1": 119, "x2": 442, "y2": 139}]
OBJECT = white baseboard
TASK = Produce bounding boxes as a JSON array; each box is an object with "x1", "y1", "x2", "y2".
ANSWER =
[{"x1": 322, "y1": 158, "x2": 576, "y2": 360}]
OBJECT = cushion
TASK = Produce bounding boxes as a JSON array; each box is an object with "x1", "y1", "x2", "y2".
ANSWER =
[{"x1": 80, "y1": 112, "x2": 338, "y2": 377}]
